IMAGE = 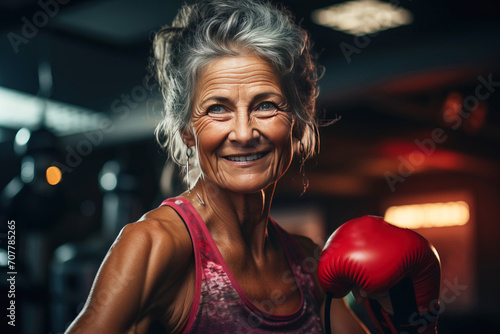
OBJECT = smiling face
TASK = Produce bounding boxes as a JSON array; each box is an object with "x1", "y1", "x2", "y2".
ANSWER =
[{"x1": 187, "y1": 54, "x2": 296, "y2": 194}]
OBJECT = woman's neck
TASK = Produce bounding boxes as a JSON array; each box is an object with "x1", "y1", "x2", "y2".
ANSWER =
[{"x1": 186, "y1": 179, "x2": 276, "y2": 261}]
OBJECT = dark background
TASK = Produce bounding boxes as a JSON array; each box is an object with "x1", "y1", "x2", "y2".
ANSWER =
[{"x1": 0, "y1": 0, "x2": 499, "y2": 333}]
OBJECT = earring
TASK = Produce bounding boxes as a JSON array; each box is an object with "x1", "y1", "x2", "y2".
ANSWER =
[
  {"x1": 186, "y1": 146, "x2": 194, "y2": 191},
  {"x1": 299, "y1": 141, "x2": 309, "y2": 196},
  {"x1": 185, "y1": 146, "x2": 205, "y2": 206}
]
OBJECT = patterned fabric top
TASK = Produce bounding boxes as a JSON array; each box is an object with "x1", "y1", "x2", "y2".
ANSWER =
[{"x1": 160, "y1": 197, "x2": 323, "y2": 334}]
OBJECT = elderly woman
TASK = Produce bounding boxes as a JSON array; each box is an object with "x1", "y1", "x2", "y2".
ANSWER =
[{"x1": 65, "y1": 0, "x2": 400, "y2": 333}]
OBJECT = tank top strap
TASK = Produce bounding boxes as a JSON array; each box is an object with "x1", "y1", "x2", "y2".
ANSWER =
[
  {"x1": 160, "y1": 197, "x2": 207, "y2": 239},
  {"x1": 160, "y1": 196, "x2": 234, "y2": 268},
  {"x1": 160, "y1": 197, "x2": 207, "y2": 332}
]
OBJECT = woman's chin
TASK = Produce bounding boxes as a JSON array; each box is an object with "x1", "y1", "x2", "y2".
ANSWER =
[{"x1": 217, "y1": 178, "x2": 275, "y2": 195}]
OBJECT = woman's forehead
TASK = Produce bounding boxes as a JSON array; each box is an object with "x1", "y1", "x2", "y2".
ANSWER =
[{"x1": 195, "y1": 55, "x2": 283, "y2": 95}]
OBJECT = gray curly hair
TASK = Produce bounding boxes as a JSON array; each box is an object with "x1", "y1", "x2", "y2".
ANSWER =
[{"x1": 152, "y1": 0, "x2": 320, "y2": 184}]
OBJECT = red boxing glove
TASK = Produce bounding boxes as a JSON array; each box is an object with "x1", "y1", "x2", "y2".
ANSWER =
[{"x1": 318, "y1": 215, "x2": 441, "y2": 334}]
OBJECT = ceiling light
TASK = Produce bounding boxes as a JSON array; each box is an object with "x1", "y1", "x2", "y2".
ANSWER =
[
  {"x1": 311, "y1": 0, "x2": 413, "y2": 36},
  {"x1": 46, "y1": 166, "x2": 62, "y2": 185},
  {"x1": 384, "y1": 201, "x2": 470, "y2": 229},
  {"x1": 14, "y1": 127, "x2": 31, "y2": 146},
  {"x1": 0, "y1": 86, "x2": 105, "y2": 136},
  {"x1": 100, "y1": 172, "x2": 118, "y2": 191}
]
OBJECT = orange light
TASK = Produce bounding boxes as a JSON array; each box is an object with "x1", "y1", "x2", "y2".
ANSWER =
[
  {"x1": 384, "y1": 201, "x2": 469, "y2": 228},
  {"x1": 46, "y1": 166, "x2": 62, "y2": 185}
]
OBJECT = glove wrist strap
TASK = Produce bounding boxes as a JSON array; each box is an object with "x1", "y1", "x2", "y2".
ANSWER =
[{"x1": 324, "y1": 293, "x2": 333, "y2": 334}]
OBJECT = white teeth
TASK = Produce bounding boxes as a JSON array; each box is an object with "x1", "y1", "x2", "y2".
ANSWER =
[{"x1": 226, "y1": 153, "x2": 265, "y2": 162}]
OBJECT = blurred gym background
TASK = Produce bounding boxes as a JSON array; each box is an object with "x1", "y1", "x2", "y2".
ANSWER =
[{"x1": 0, "y1": 0, "x2": 499, "y2": 333}]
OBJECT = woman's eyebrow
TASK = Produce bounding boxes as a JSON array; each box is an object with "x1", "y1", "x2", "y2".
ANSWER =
[
  {"x1": 201, "y1": 92, "x2": 284, "y2": 105},
  {"x1": 252, "y1": 92, "x2": 285, "y2": 101},
  {"x1": 200, "y1": 96, "x2": 231, "y2": 105}
]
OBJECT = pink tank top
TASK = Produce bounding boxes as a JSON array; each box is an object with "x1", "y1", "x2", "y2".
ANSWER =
[{"x1": 161, "y1": 197, "x2": 323, "y2": 333}]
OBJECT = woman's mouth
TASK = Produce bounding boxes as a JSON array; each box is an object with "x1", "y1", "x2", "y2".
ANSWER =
[{"x1": 224, "y1": 151, "x2": 269, "y2": 162}]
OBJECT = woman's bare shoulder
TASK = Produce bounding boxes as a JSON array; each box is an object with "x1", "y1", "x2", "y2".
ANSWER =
[
  {"x1": 120, "y1": 204, "x2": 193, "y2": 269},
  {"x1": 133, "y1": 204, "x2": 191, "y2": 240}
]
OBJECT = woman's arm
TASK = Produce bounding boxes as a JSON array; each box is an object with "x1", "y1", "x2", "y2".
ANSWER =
[
  {"x1": 321, "y1": 297, "x2": 369, "y2": 334},
  {"x1": 65, "y1": 209, "x2": 193, "y2": 333}
]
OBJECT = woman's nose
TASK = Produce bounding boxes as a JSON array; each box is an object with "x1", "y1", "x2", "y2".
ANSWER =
[{"x1": 228, "y1": 112, "x2": 260, "y2": 145}]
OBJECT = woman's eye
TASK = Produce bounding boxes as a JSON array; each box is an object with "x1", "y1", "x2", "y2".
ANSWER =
[
  {"x1": 256, "y1": 102, "x2": 278, "y2": 112},
  {"x1": 207, "y1": 105, "x2": 226, "y2": 114}
]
